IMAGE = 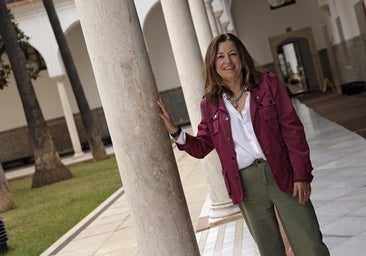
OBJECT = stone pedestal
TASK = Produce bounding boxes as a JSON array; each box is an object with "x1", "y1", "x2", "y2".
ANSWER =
[{"x1": 203, "y1": 151, "x2": 240, "y2": 225}]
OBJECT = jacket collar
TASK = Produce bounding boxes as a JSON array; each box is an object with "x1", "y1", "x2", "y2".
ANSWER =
[{"x1": 217, "y1": 95, "x2": 228, "y2": 113}]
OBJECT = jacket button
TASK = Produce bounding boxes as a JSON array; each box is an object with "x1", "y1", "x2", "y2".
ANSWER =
[{"x1": 225, "y1": 117, "x2": 229, "y2": 120}]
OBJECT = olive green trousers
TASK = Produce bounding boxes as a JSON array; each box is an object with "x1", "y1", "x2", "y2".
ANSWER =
[{"x1": 238, "y1": 159, "x2": 330, "y2": 256}]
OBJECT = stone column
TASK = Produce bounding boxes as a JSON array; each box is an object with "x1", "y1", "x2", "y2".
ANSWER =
[
  {"x1": 187, "y1": 0, "x2": 213, "y2": 58},
  {"x1": 221, "y1": 0, "x2": 237, "y2": 34},
  {"x1": 74, "y1": 1, "x2": 200, "y2": 255},
  {"x1": 222, "y1": 21, "x2": 230, "y2": 33},
  {"x1": 160, "y1": 0, "x2": 240, "y2": 226},
  {"x1": 205, "y1": 0, "x2": 220, "y2": 37},
  {"x1": 215, "y1": 10, "x2": 224, "y2": 34},
  {"x1": 160, "y1": 0, "x2": 204, "y2": 129},
  {"x1": 55, "y1": 76, "x2": 83, "y2": 158}
]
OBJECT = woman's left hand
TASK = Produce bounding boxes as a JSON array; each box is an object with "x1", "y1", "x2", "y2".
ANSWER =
[{"x1": 293, "y1": 181, "x2": 311, "y2": 205}]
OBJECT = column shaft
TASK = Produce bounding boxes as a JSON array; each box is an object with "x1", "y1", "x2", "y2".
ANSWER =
[
  {"x1": 74, "y1": 1, "x2": 199, "y2": 255},
  {"x1": 187, "y1": 0, "x2": 213, "y2": 58},
  {"x1": 205, "y1": 0, "x2": 220, "y2": 37},
  {"x1": 160, "y1": 0, "x2": 204, "y2": 130},
  {"x1": 161, "y1": 0, "x2": 240, "y2": 225},
  {"x1": 215, "y1": 10, "x2": 224, "y2": 34},
  {"x1": 56, "y1": 77, "x2": 83, "y2": 158},
  {"x1": 221, "y1": 0, "x2": 237, "y2": 34}
]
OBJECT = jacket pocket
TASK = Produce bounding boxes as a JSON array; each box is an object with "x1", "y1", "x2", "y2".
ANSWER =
[
  {"x1": 210, "y1": 113, "x2": 220, "y2": 134},
  {"x1": 261, "y1": 104, "x2": 277, "y2": 121}
]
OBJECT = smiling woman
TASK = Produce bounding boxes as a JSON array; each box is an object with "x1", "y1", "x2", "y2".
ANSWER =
[
  {"x1": 215, "y1": 41, "x2": 243, "y2": 90},
  {"x1": 157, "y1": 33, "x2": 330, "y2": 256}
]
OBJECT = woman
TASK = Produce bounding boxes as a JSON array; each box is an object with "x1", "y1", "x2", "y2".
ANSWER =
[{"x1": 157, "y1": 33, "x2": 329, "y2": 256}]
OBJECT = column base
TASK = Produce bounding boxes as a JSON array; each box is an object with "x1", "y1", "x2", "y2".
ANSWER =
[
  {"x1": 208, "y1": 202, "x2": 242, "y2": 227},
  {"x1": 72, "y1": 152, "x2": 85, "y2": 159}
]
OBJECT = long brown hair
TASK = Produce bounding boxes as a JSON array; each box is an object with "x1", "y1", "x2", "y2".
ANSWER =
[{"x1": 204, "y1": 33, "x2": 263, "y2": 105}]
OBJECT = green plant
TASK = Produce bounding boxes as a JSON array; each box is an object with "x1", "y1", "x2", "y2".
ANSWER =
[{"x1": 0, "y1": 9, "x2": 40, "y2": 89}]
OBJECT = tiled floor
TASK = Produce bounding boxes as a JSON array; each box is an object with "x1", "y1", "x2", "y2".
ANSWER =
[
  {"x1": 196, "y1": 218, "x2": 260, "y2": 256},
  {"x1": 8, "y1": 97, "x2": 366, "y2": 255},
  {"x1": 296, "y1": 91, "x2": 366, "y2": 138}
]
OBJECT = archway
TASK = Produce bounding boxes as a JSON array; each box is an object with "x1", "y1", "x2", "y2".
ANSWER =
[{"x1": 269, "y1": 27, "x2": 324, "y2": 94}]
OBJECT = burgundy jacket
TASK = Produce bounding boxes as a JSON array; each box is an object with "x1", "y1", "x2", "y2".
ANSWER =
[{"x1": 177, "y1": 72, "x2": 313, "y2": 204}]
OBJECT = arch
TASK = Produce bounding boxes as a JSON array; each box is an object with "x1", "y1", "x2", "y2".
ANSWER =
[
  {"x1": 64, "y1": 19, "x2": 80, "y2": 36},
  {"x1": 64, "y1": 22, "x2": 102, "y2": 109},
  {"x1": 135, "y1": 0, "x2": 159, "y2": 31},
  {"x1": 143, "y1": 2, "x2": 189, "y2": 125}
]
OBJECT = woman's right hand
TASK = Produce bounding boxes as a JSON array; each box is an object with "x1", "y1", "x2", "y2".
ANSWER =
[{"x1": 157, "y1": 98, "x2": 179, "y2": 134}]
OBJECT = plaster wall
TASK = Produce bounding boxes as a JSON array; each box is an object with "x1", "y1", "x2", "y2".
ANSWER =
[
  {"x1": 1, "y1": 3, "x2": 101, "y2": 132},
  {"x1": 327, "y1": 0, "x2": 363, "y2": 43},
  {"x1": 11, "y1": 0, "x2": 78, "y2": 77},
  {"x1": 232, "y1": 0, "x2": 326, "y2": 65},
  {"x1": 143, "y1": 3, "x2": 180, "y2": 92}
]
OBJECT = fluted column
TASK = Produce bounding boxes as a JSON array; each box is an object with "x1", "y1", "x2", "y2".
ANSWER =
[
  {"x1": 161, "y1": 0, "x2": 240, "y2": 225},
  {"x1": 204, "y1": 0, "x2": 220, "y2": 37},
  {"x1": 74, "y1": 1, "x2": 200, "y2": 255},
  {"x1": 187, "y1": 0, "x2": 213, "y2": 58},
  {"x1": 55, "y1": 76, "x2": 83, "y2": 158}
]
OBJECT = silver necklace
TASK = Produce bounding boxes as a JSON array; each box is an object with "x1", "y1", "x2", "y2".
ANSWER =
[{"x1": 228, "y1": 86, "x2": 246, "y2": 109}]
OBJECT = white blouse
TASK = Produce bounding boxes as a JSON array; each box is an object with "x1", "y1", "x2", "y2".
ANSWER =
[
  {"x1": 175, "y1": 92, "x2": 266, "y2": 169},
  {"x1": 223, "y1": 92, "x2": 266, "y2": 169}
]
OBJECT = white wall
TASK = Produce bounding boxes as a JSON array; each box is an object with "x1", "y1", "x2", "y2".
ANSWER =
[
  {"x1": 66, "y1": 23, "x2": 102, "y2": 110},
  {"x1": 232, "y1": 0, "x2": 326, "y2": 65},
  {"x1": 0, "y1": 0, "x2": 102, "y2": 132},
  {"x1": 143, "y1": 2, "x2": 180, "y2": 91},
  {"x1": 327, "y1": 0, "x2": 363, "y2": 43},
  {"x1": 0, "y1": 71, "x2": 27, "y2": 130}
]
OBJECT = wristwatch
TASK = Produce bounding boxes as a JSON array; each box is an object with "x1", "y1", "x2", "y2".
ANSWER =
[{"x1": 170, "y1": 127, "x2": 182, "y2": 138}]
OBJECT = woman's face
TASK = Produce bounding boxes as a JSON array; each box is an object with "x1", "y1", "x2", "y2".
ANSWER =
[{"x1": 215, "y1": 40, "x2": 242, "y2": 84}]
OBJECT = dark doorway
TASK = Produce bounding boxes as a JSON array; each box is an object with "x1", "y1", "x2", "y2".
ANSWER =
[{"x1": 276, "y1": 37, "x2": 318, "y2": 94}]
